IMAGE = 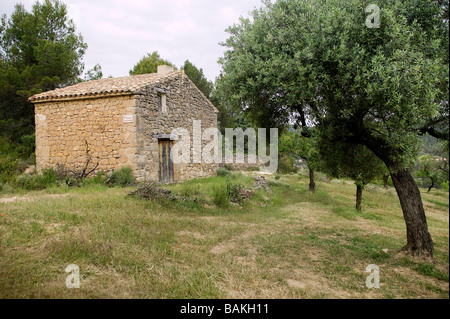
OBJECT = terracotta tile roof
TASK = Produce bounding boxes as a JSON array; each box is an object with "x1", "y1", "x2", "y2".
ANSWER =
[{"x1": 29, "y1": 71, "x2": 180, "y2": 102}]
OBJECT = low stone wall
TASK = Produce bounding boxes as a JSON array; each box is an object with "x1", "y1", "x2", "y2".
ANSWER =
[{"x1": 220, "y1": 155, "x2": 263, "y2": 171}]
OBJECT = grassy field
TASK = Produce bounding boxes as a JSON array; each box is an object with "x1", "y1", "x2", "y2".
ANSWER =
[{"x1": 0, "y1": 172, "x2": 448, "y2": 299}]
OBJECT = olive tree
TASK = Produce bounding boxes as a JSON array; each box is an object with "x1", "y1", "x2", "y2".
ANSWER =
[{"x1": 219, "y1": 0, "x2": 449, "y2": 256}]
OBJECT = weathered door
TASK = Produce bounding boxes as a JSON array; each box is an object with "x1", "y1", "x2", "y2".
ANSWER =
[{"x1": 158, "y1": 139, "x2": 174, "y2": 183}]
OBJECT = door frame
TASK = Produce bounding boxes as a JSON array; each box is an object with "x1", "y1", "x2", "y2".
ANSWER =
[{"x1": 158, "y1": 138, "x2": 175, "y2": 183}]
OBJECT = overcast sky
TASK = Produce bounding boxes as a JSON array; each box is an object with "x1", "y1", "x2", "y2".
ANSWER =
[{"x1": 1, "y1": 0, "x2": 264, "y2": 82}]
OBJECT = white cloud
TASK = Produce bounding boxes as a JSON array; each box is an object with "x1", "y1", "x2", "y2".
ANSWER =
[{"x1": 0, "y1": 0, "x2": 264, "y2": 81}]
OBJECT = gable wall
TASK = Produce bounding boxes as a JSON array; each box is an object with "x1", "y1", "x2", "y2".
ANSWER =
[
  {"x1": 34, "y1": 95, "x2": 138, "y2": 174},
  {"x1": 134, "y1": 73, "x2": 218, "y2": 182}
]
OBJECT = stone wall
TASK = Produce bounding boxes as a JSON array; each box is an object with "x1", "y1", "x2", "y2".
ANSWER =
[
  {"x1": 34, "y1": 95, "x2": 138, "y2": 174},
  {"x1": 134, "y1": 72, "x2": 219, "y2": 182}
]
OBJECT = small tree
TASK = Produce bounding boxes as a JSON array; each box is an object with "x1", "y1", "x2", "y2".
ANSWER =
[
  {"x1": 129, "y1": 51, "x2": 176, "y2": 75},
  {"x1": 181, "y1": 60, "x2": 213, "y2": 97},
  {"x1": 416, "y1": 154, "x2": 449, "y2": 192},
  {"x1": 320, "y1": 141, "x2": 387, "y2": 211},
  {"x1": 279, "y1": 130, "x2": 319, "y2": 193},
  {"x1": 0, "y1": 0, "x2": 88, "y2": 141}
]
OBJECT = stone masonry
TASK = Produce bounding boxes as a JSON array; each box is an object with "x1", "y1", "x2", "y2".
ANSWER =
[{"x1": 30, "y1": 66, "x2": 219, "y2": 183}]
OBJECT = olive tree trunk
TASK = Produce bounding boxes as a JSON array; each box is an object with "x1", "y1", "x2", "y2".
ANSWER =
[
  {"x1": 309, "y1": 168, "x2": 315, "y2": 193},
  {"x1": 383, "y1": 173, "x2": 389, "y2": 189},
  {"x1": 356, "y1": 184, "x2": 363, "y2": 211},
  {"x1": 427, "y1": 176, "x2": 436, "y2": 193},
  {"x1": 390, "y1": 169, "x2": 434, "y2": 257}
]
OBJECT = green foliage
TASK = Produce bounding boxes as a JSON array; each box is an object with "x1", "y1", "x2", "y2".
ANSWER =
[
  {"x1": 217, "y1": 167, "x2": 231, "y2": 177},
  {"x1": 279, "y1": 130, "x2": 318, "y2": 173},
  {"x1": 82, "y1": 171, "x2": 106, "y2": 186},
  {"x1": 226, "y1": 183, "x2": 244, "y2": 203},
  {"x1": 415, "y1": 154, "x2": 448, "y2": 190},
  {"x1": 15, "y1": 168, "x2": 58, "y2": 190},
  {"x1": 182, "y1": 60, "x2": 213, "y2": 97},
  {"x1": 278, "y1": 155, "x2": 298, "y2": 174},
  {"x1": 219, "y1": 0, "x2": 448, "y2": 171},
  {"x1": 129, "y1": 51, "x2": 176, "y2": 75},
  {"x1": 442, "y1": 181, "x2": 449, "y2": 192},
  {"x1": 0, "y1": 0, "x2": 88, "y2": 142},
  {"x1": 83, "y1": 64, "x2": 103, "y2": 81},
  {"x1": 210, "y1": 75, "x2": 253, "y2": 134},
  {"x1": 108, "y1": 166, "x2": 135, "y2": 187},
  {"x1": 212, "y1": 184, "x2": 229, "y2": 207},
  {"x1": 0, "y1": 136, "x2": 34, "y2": 184},
  {"x1": 319, "y1": 140, "x2": 387, "y2": 186}
]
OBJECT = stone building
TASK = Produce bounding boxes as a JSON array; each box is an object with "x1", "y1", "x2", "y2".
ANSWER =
[{"x1": 29, "y1": 65, "x2": 219, "y2": 183}]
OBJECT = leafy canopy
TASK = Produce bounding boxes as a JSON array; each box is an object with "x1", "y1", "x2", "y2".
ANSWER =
[
  {"x1": 182, "y1": 60, "x2": 213, "y2": 98},
  {"x1": 0, "y1": 0, "x2": 88, "y2": 141},
  {"x1": 129, "y1": 51, "x2": 176, "y2": 75},
  {"x1": 219, "y1": 0, "x2": 449, "y2": 171}
]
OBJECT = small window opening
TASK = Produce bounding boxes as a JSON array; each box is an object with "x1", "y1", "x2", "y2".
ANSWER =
[{"x1": 158, "y1": 93, "x2": 167, "y2": 115}]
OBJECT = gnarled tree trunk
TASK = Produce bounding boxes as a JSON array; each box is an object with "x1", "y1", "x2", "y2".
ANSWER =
[
  {"x1": 309, "y1": 168, "x2": 315, "y2": 193},
  {"x1": 356, "y1": 184, "x2": 363, "y2": 211},
  {"x1": 427, "y1": 176, "x2": 436, "y2": 193},
  {"x1": 383, "y1": 173, "x2": 389, "y2": 189},
  {"x1": 390, "y1": 169, "x2": 434, "y2": 257}
]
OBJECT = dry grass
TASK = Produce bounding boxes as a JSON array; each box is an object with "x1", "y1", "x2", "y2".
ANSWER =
[{"x1": 0, "y1": 174, "x2": 448, "y2": 299}]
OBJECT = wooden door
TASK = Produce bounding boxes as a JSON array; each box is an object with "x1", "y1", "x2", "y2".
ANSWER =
[{"x1": 158, "y1": 139, "x2": 174, "y2": 183}]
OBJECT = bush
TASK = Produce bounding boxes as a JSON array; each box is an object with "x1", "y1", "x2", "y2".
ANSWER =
[
  {"x1": 212, "y1": 184, "x2": 229, "y2": 207},
  {"x1": 227, "y1": 183, "x2": 243, "y2": 203},
  {"x1": 108, "y1": 166, "x2": 135, "y2": 187},
  {"x1": 278, "y1": 155, "x2": 298, "y2": 174},
  {"x1": 217, "y1": 167, "x2": 231, "y2": 177},
  {"x1": 15, "y1": 168, "x2": 59, "y2": 190},
  {"x1": 442, "y1": 181, "x2": 449, "y2": 192},
  {"x1": 18, "y1": 134, "x2": 36, "y2": 158},
  {"x1": 82, "y1": 171, "x2": 107, "y2": 186},
  {"x1": 223, "y1": 163, "x2": 234, "y2": 171}
]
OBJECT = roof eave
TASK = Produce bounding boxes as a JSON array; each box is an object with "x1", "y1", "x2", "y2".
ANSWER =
[{"x1": 29, "y1": 92, "x2": 134, "y2": 104}]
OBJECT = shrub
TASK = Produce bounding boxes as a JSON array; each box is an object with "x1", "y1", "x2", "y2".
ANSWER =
[
  {"x1": 0, "y1": 155, "x2": 19, "y2": 184},
  {"x1": 442, "y1": 181, "x2": 449, "y2": 192},
  {"x1": 278, "y1": 155, "x2": 298, "y2": 174},
  {"x1": 212, "y1": 184, "x2": 229, "y2": 207},
  {"x1": 227, "y1": 183, "x2": 243, "y2": 203},
  {"x1": 179, "y1": 183, "x2": 200, "y2": 197},
  {"x1": 15, "y1": 168, "x2": 58, "y2": 190},
  {"x1": 108, "y1": 166, "x2": 135, "y2": 187},
  {"x1": 217, "y1": 167, "x2": 231, "y2": 177},
  {"x1": 223, "y1": 163, "x2": 234, "y2": 171},
  {"x1": 83, "y1": 171, "x2": 107, "y2": 186},
  {"x1": 18, "y1": 134, "x2": 36, "y2": 158}
]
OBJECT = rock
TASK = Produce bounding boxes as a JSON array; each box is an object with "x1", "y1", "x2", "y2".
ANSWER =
[
  {"x1": 24, "y1": 165, "x2": 36, "y2": 175},
  {"x1": 228, "y1": 185, "x2": 254, "y2": 203},
  {"x1": 253, "y1": 176, "x2": 272, "y2": 193},
  {"x1": 128, "y1": 183, "x2": 172, "y2": 200},
  {"x1": 382, "y1": 249, "x2": 389, "y2": 253}
]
